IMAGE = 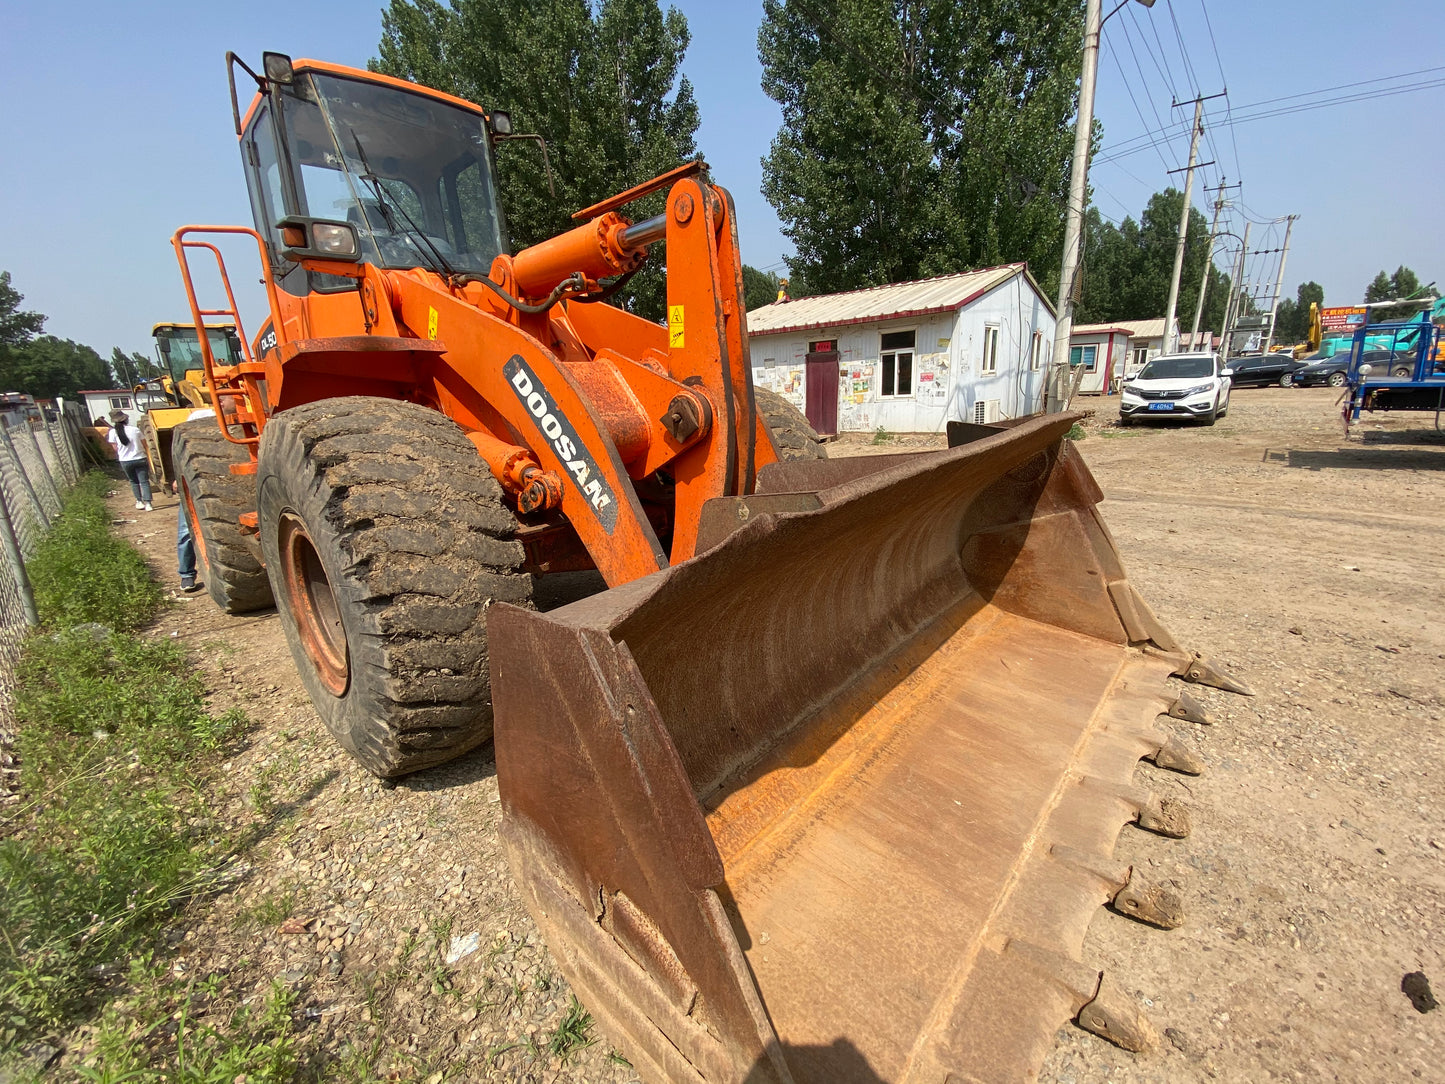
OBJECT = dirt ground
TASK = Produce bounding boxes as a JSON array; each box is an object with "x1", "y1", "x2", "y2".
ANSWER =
[{"x1": 92, "y1": 385, "x2": 1444, "y2": 1082}]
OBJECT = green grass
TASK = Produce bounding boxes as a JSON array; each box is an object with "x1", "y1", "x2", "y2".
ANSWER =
[
  {"x1": 0, "y1": 471, "x2": 249, "y2": 1062},
  {"x1": 1065, "y1": 422, "x2": 1087, "y2": 441},
  {"x1": 69, "y1": 961, "x2": 299, "y2": 1084},
  {"x1": 871, "y1": 427, "x2": 894, "y2": 445},
  {"x1": 25, "y1": 472, "x2": 160, "y2": 633},
  {"x1": 548, "y1": 996, "x2": 594, "y2": 1062}
]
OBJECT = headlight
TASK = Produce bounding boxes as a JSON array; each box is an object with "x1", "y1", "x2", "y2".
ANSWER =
[
  {"x1": 1182, "y1": 383, "x2": 1214, "y2": 397},
  {"x1": 312, "y1": 222, "x2": 359, "y2": 257}
]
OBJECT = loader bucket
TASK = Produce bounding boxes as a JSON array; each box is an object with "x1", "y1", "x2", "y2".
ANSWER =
[{"x1": 490, "y1": 412, "x2": 1247, "y2": 1084}]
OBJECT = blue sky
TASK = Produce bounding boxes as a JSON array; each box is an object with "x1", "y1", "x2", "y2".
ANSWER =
[{"x1": 1, "y1": 0, "x2": 1441, "y2": 360}]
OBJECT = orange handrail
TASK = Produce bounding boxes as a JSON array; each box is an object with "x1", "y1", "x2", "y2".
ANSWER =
[{"x1": 170, "y1": 226, "x2": 281, "y2": 448}]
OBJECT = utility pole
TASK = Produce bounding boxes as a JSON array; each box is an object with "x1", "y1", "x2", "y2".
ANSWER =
[
  {"x1": 1221, "y1": 221, "x2": 1251, "y2": 358},
  {"x1": 1161, "y1": 94, "x2": 1221, "y2": 352},
  {"x1": 1047, "y1": 0, "x2": 1102, "y2": 413},
  {"x1": 1048, "y1": 0, "x2": 1158, "y2": 412},
  {"x1": 1190, "y1": 179, "x2": 1239, "y2": 351},
  {"x1": 1261, "y1": 214, "x2": 1298, "y2": 353}
]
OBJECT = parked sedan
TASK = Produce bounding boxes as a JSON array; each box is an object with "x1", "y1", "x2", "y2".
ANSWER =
[
  {"x1": 1119, "y1": 352, "x2": 1232, "y2": 426},
  {"x1": 1292, "y1": 349, "x2": 1408, "y2": 387},
  {"x1": 1226, "y1": 353, "x2": 1307, "y2": 387}
]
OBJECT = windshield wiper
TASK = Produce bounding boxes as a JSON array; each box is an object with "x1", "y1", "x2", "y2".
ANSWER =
[{"x1": 349, "y1": 129, "x2": 456, "y2": 278}]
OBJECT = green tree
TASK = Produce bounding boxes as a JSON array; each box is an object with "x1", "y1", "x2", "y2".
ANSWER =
[
  {"x1": 1074, "y1": 190, "x2": 1228, "y2": 335},
  {"x1": 0, "y1": 271, "x2": 45, "y2": 350},
  {"x1": 373, "y1": 0, "x2": 700, "y2": 321},
  {"x1": 742, "y1": 265, "x2": 781, "y2": 311},
  {"x1": 110, "y1": 348, "x2": 159, "y2": 387},
  {"x1": 1273, "y1": 280, "x2": 1324, "y2": 344},
  {"x1": 758, "y1": 0, "x2": 1082, "y2": 296},
  {"x1": 1, "y1": 336, "x2": 114, "y2": 399},
  {"x1": 1365, "y1": 265, "x2": 1437, "y2": 323}
]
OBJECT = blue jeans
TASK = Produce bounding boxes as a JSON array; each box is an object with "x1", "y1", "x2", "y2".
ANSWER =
[
  {"x1": 178, "y1": 505, "x2": 197, "y2": 581},
  {"x1": 120, "y1": 459, "x2": 152, "y2": 503}
]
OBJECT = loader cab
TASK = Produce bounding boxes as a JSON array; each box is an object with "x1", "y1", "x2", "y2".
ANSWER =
[
  {"x1": 153, "y1": 323, "x2": 243, "y2": 385},
  {"x1": 238, "y1": 60, "x2": 508, "y2": 295}
]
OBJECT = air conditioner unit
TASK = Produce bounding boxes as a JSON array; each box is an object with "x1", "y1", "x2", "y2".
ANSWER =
[{"x1": 973, "y1": 399, "x2": 1000, "y2": 424}]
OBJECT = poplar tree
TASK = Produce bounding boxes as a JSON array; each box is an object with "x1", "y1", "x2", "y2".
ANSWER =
[
  {"x1": 1074, "y1": 189, "x2": 1228, "y2": 333},
  {"x1": 373, "y1": 0, "x2": 701, "y2": 319},
  {"x1": 758, "y1": 0, "x2": 1084, "y2": 295}
]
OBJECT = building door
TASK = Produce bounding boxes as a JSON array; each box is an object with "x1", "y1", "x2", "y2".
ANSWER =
[{"x1": 804, "y1": 340, "x2": 839, "y2": 437}]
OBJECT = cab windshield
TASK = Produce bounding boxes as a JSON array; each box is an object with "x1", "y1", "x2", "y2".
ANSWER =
[
  {"x1": 154, "y1": 326, "x2": 243, "y2": 382},
  {"x1": 276, "y1": 72, "x2": 504, "y2": 274},
  {"x1": 1138, "y1": 355, "x2": 1214, "y2": 380}
]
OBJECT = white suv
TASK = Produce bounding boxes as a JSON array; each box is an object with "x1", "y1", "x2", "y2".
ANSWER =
[{"x1": 1119, "y1": 352, "x2": 1232, "y2": 427}]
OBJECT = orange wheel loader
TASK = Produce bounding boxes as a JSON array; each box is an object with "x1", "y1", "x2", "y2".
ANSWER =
[{"x1": 173, "y1": 52, "x2": 1253, "y2": 1084}]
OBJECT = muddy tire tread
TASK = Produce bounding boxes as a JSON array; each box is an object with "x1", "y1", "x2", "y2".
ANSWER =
[
  {"x1": 754, "y1": 387, "x2": 827, "y2": 460},
  {"x1": 172, "y1": 420, "x2": 273, "y2": 613},
  {"x1": 257, "y1": 396, "x2": 530, "y2": 777}
]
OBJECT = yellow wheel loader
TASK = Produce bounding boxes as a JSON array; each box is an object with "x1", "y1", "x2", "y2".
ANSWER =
[{"x1": 135, "y1": 322, "x2": 241, "y2": 487}]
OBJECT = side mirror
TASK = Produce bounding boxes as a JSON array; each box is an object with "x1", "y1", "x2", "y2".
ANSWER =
[
  {"x1": 1220, "y1": 368, "x2": 1233, "y2": 377},
  {"x1": 1359, "y1": 363, "x2": 1373, "y2": 376}
]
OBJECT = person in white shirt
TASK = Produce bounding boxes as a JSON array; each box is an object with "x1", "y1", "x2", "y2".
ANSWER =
[{"x1": 107, "y1": 409, "x2": 152, "y2": 511}]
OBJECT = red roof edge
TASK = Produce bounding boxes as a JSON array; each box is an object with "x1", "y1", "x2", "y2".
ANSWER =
[{"x1": 751, "y1": 264, "x2": 1057, "y2": 337}]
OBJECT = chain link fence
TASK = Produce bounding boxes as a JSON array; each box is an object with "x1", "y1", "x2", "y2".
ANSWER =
[{"x1": 0, "y1": 411, "x2": 89, "y2": 800}]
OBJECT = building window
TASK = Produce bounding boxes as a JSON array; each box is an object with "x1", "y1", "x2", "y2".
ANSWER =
[
  {"x1": 1068, "y1": 344, "x2": 1098, "y2": 373},
  {"x1": 109, "y1": 395, "x2": 131, "y2": 408},
  {"x1": 1133, "y1": 346, "x2": 1149, "y2": 369},
  {"x1": 880, "y1": 330, "x2": 914, "y2": 397},
  {"x1": 973, "y1": 399, "x2": 1000, "y2": 424},
  {"x1": 981, "y1": 326, "x2": 1000, "y2": 374},
  {"x1": 1031, "y1": 331, "x2": 1043, "y2": 370}
]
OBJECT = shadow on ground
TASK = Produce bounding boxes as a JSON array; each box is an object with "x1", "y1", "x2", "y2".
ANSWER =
[{"x1": 1263, "y1": 445, "x2": 1445, "y2": 472}]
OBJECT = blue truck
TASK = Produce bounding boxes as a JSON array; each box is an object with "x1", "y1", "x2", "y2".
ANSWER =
[{"x1": 1343, "y1": 298, "x2": 1445, "y2": 427}]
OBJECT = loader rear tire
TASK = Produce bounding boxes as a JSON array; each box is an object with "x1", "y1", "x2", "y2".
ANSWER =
[
  {"x1": 754, "y1": 387, "x2": 827, "y2": 460},
  {"x1": 256, "y1": 397, "x2": 531, "y2": 778},
  {"x1": 173, "y1": 419, "x2": 273, "y2": 614}
]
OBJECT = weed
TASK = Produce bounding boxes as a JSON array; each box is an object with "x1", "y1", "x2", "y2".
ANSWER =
[
  {"x1": 73, "y1": 975, "x2": 299, "y2": 1084},
  {"x1": 240, "y1": 883, "x2": 300, "y2": 929},
  {"x1": 548, "y1": 996, "x2": 594, "y2": 1062},
  {"x1": 1065, "y1": 422, "x2": 1087, "y2": 441},
  {"x1": 0, "y1": 475, "x2": 252, "y2": 1052},
  {"x1": 25, "y1": 472, "x2": 160, "y2": 632},
  {"x1": 871, "y1": 427, "x2": 894, "y2": 445},
  {"x1": 246, "y1": 780, "x2": 276, "y2": 817}
]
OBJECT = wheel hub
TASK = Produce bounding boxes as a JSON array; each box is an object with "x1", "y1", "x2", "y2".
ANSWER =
[{"x1": 279, "y1": 513, "x2": 349, "y2": 696}]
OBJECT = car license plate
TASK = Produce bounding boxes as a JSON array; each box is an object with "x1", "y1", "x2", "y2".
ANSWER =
[{"x1": 1148, "y1": 402, "x2": 1174, "y2": 412}]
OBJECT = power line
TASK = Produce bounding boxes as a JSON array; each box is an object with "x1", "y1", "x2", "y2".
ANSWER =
[
  {"x1": 1164, "y1": 0, "x2": 1204, "y2": 100},
  {"x1": 1197, "y1": 0, "x2": 1229, "y2": 91},
  {"x1": 1095, "y1": 73, "x2": 1445, "y2": 165},
  {"x1": 1103, "y1": 32, "x2": 1176, "y2": 173}
]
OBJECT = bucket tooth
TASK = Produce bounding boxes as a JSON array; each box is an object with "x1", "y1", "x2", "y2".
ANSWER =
[
  {"x1": 1111, "y1": 868, "x2": 1185, "y2": 929},
  {"x1": 1076, "y1": 975, "x2": 1159, "y2": 1053},
  {"x1": 1165, "y1": 688, "x2": 1213, "y2": 725},
  {"x1": 1147, "y1": 734, "x2": 1204, "y2": 776},
  {"x1": 1137, "y1": 794, "x2": 1191, "y2": 838},
  {"x1": 1179, "y1": 651, "x2": 1254, "y2": 696}
]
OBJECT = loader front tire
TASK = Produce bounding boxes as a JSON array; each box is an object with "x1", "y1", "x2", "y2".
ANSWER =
[
  {"x1": 256, "y1": 397, "x2": 531, "y2": 778},
  {"x1": 754, "y1": 387, "x2": 827, "y2": 460},
  {"x1": 173, "y1": 419, "x2": 273, "y2": 614}
]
